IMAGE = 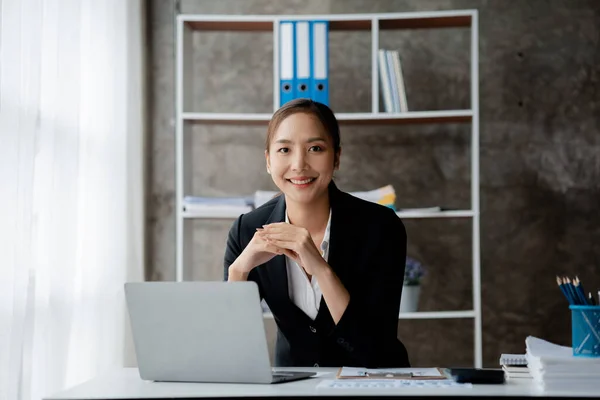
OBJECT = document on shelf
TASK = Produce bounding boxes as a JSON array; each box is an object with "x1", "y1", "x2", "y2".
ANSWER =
[
  {"x1": 337, "y1": 367, "x2": 444, "y2": 380},
  {"x1": 317, "y1": 379, "x2": 470, "y2": 389}
]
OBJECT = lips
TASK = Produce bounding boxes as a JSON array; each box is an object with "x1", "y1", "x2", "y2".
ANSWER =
[{"x1": 287, "y1": 177, "x2": 316, "y2": 185}]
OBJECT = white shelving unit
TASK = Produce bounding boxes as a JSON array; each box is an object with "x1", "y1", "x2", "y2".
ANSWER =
[{"x1": 176, "y1": 10, "x2": 481, "y2": 367}]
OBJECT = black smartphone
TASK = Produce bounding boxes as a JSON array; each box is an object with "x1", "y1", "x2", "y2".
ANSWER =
[{"x1": 445, "y1": 368, "x2": 505, "y2": 384}]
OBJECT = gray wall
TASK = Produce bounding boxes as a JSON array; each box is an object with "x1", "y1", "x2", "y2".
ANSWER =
[{"x1": 147, "y1": 0, "x2": 600, "y2": 367}]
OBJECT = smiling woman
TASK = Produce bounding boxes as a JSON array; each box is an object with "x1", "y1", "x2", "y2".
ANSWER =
[
  {"x1": 265, "y1": 102, "x2": 340, "y2": 210},
  {"x1": 224, "y1": 99, "x2": 410, "y2": 368}
]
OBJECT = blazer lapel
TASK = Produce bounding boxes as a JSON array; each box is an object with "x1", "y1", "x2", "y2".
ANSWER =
[
  {"x1": 322, "y1": 181, "x2": 348, "y2": 281},
  {"x1": 315, "y1": 182, "x2": 349, "y2": 327}
]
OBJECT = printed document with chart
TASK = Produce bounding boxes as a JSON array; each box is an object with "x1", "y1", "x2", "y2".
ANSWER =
[
  {"x1": 317, "y1": 366, "x2": 472, "y2": 390},
  {"x1": 336, "y1": 367, "x2": 445, "y2": 379}
]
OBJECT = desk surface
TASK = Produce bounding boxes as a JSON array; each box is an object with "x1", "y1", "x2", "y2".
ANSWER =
[{"x1": 45, "y1": 367, "x2": 598, "y2": 399}]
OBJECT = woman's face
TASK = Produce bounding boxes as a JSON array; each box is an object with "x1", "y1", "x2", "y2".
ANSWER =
[{"x1": 265, "y1": 112, "x2": 340, "y2": 206}]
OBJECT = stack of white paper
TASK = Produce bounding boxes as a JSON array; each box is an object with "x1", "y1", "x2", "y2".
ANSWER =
[
  {"x1": 526, "y1": 336, "x2": 600, "y2": 392},
  {"x1": 183, "y1": 196, "x2": 253, "y2": 216},
  {"x1": 253, "y1": 190, "x2": 281, "y2": 209},
  {"x1": 502, "y1": 365, "x2": 532, "y2": 380}
]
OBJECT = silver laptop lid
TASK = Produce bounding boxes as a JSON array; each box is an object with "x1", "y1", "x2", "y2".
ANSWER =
[{"x1": 125, "y1": 281, "x2": 273, "y2": 383}]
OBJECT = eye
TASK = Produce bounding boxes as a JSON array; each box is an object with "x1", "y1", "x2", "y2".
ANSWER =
[
  {"x1": 309, "y1": 145, "x2": 323, "y2": 152},
  {"x1": 277, "y1": 147, "x2": 289, "y2": 154}
]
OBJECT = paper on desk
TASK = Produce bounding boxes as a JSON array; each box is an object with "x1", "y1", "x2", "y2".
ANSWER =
[
  {"x1": 318, "y1": 379, "x2": 470, "y2": 389},
  {"x1": 338, "y1": 367, "x2": 443, "y2": 379}
]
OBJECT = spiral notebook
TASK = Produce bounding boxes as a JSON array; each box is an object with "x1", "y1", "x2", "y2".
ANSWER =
[{"x1": 499, "y1": 353, "x2": 527, "y2": 366}]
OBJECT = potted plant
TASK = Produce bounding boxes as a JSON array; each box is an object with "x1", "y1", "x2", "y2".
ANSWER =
[{"x1": 400, "y1": 256, "x2": 425, "y2": 313}]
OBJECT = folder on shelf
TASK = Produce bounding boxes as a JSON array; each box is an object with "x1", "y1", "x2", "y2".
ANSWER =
[
  {"x1": 295, "y1": 21, "x2": 311, "y2": 100},
  {"x1": 310, "y1": 20, "x2": 329, "y2": 105},
  {"x1": 386, "y1": 51, "x2": 400, "y2": 113},
  {"x1": 378, "y1": 49, "x2": 393, "y2": 113},
  {"x1": 391, "y1": 50, "x2": 409, "y2": 112},
  {"x1": 279, "y1": 21, "x2": 295, "y2": 106}
]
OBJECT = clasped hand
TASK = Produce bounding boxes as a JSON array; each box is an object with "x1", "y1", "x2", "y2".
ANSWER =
[{"x1": 257, "y1": 223, "x2": 328, "y2": 277}]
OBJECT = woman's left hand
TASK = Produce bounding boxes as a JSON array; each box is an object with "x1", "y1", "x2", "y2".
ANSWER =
[{"x1": 257, "y1": 222, "x2": 329, "y2": 277}]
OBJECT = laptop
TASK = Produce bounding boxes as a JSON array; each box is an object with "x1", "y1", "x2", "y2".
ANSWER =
[{"x1": 124, "y1": 281, "x2": 315, "y2": 384}]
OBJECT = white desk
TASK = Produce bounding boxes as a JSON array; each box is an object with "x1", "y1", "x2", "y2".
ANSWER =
[{"x1": 44, "y1": 367, "x2": 599, "y2": 399}]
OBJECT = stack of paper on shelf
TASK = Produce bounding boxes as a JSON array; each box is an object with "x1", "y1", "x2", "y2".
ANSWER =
[
  {"x1": 253, "y1": 185, "x2": 443, "y2": 215},
  {"x1": 254, "y1": 190, "x2": 281, "y2": 209},
  {"x1": 499, "y1": 354, "x2": 532, "y2": 380},
  {"x1": 183, "y1": 196, "x2": 253, "y2": 215},
  {"x1": 348, "y1": 185, "x2": 396, "y2": 210},
  {"x1": 254, "y1": 185, "x2": 398, "y2": 210},
  {"x1": 526, "y1": 336, "x2": 600, "y2": 392}
]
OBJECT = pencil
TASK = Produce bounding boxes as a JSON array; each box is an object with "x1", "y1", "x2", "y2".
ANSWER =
[
  {"x1": 557, "y1": 276, "x2": 573, "y2": 305},
  {"x1": 574, "y1": 277, "x2": 589, "y2": 305},
  {"x1": 567, "y1": 277, "x2": 581, "y2": 305},
  {"x1": 565, "y1": 277, "x2": 579, "y2": 305},
  {"x1": 589, "y1": 292, "x2": 597, "y2": 306}
]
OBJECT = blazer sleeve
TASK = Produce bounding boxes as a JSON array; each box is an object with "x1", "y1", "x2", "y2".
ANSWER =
[
  {"x1": 223, "y1": 215, "x2": 243, "y2": 281},
  {"x1": 330, "y1": 208, "x2": 410, "y2": 368},
  {"x1": 223, "y1": 214, "x2": 263, "y2": 299}
]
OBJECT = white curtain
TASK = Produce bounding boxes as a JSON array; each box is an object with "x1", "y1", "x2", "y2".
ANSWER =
[{"x1": 0, "y1": 1, "x2": 145, "y2": 400}]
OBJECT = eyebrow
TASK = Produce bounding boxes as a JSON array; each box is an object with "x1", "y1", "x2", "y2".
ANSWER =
[{"x1": 274, "y1": 137, "x2": 327, "y2": 144}]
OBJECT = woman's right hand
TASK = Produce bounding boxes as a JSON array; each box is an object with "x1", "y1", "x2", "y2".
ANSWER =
[{"x1": 228, "y1": 229, "x2": 283, "y2": 278}]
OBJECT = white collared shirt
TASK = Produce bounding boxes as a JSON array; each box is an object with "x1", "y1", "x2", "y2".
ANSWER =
[{"x1": 285, "y1": 209, "x2": 332, "y2": 320}]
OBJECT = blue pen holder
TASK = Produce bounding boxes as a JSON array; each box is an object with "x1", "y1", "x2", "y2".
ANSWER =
[{"x1": 570, "y1": 305, "x2": 600, "y2": 357}]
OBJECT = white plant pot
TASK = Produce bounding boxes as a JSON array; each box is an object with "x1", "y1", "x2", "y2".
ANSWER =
[{"x1": 400, "y1": 285, "x2": 420, "y2": 313}]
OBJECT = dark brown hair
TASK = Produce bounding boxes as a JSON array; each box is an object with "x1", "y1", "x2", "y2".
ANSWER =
[{"x1": 265, "y1": 99, "x2": 341, "y2": 158}]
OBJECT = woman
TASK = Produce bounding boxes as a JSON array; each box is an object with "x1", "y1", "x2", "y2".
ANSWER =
[{"x1": 224, "y1": 98, "x2": 410, "y2": 368}]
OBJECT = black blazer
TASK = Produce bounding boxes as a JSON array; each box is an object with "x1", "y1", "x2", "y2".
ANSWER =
[{"x1": 224, "y1": 182, "x2": 410, "y2": 368}]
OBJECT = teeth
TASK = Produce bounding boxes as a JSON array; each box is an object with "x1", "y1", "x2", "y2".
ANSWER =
[{"x1": 290, "y1": 178, "x2": 315, "y2": 185}]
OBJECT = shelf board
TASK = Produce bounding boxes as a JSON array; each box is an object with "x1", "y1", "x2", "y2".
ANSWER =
[
  {"x1": 180, "y1": 11, "x2": 474, "y2": 32},
  {"x1": 378, "y1": 16, "x2": 471, "y2": 30},
  {"x1": 263, "y1": 310, "x2": 475, "y2": 320},
  {"x1": 398, "y1": 310, "x2": 476, "y2": 319},
  {"x1": 396, "y1": 210, "x2": 474, "y2": 219},
  {"x1": 181, "y1": 110, "x2": 472, "y2": 125},
  {"x1": 184, "y1": 20, "x2": 376, "y2": 31},
  {"x1": 182, "y1": 113, "x2": 272, "y2": 125},
  {"x1": 186, "y1": 20, "x2": 274, "y2": 32},
  {"x1": 183, "y1": 208, "x2": 474, "y2": 220},
  {"x1": 336, "y1": 111, "x2": 472, "y2": 124}
]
